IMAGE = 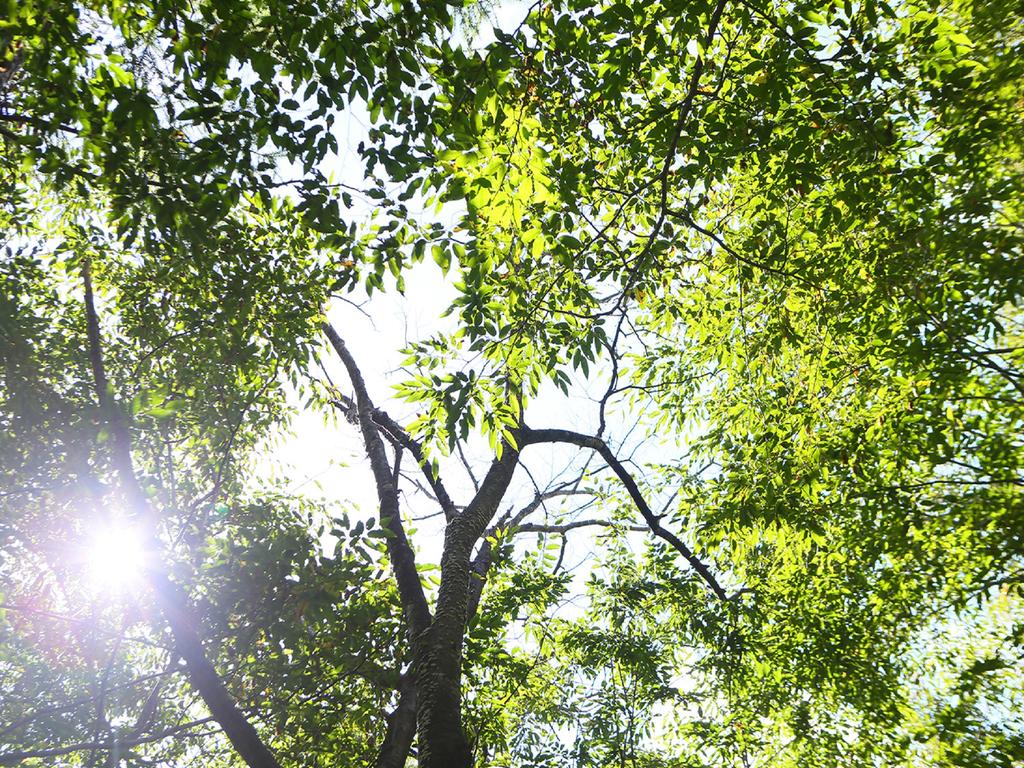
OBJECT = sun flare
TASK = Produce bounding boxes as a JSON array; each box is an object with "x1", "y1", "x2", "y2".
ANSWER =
[{"x1": 85, "y1": 524, "x2": 148, "y2": 593}]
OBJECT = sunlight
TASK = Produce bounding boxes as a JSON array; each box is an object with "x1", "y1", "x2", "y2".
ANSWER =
[{"x1": 85, "y1": 524, "x2": 149, "y2": 593}]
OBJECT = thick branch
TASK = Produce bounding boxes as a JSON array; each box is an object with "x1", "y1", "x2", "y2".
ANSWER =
[
  {"x1": 521, "y1": 427, "x2": 728, "y2": 601},
  {"x1": 451, "y1": 444, "x2": 522, "y2": 551},
  {"x1": 83, "y1": 263, "x2": 284, "y2": 768},
  {"x1": 329, "y1": 394, "x2": 458, "y2": 522},
  {"x1": 323, "y1": 323, "x2": 432, "y2": 635},
  {"x1": 375, "y1": 676, "x2": 417, "y2": 768}
]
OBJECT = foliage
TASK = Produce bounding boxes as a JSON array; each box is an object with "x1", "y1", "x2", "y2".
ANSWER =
[{"x1": 1, "y1": 0, "x2": 1023, "y2": 765}]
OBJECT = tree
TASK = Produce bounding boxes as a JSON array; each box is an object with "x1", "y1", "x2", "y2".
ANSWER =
[{"x1": 2, "y1": 0, "x2": 1023, "y2": 765}]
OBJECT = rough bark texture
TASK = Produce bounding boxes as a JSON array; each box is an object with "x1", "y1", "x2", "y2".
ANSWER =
[
  {"x1": 83, "y1": 263, "x2": 283, "y2": 768},
  {"x1": 415, "y1": 446, "x2": 520, "y2": 768}
]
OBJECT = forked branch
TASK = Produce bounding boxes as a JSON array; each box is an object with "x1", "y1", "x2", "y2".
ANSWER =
[
  {"x1": 521, "y1": 427, "x2": 729, "y2": 601},
  {"x1": 323, "y1": 322, "x2": 432, "y2": 635}
]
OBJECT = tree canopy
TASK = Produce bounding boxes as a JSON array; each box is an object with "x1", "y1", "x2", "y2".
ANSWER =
[{"x1": 1, "y1": 0, "x2": 1023, "y2": 766}]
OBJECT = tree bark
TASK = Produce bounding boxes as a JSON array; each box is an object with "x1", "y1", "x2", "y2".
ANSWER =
[
  {"x1": 414, "y1": 447, "x2": 520, "y2": 768},
  {"x1": 323, "y1": 323, "x2": 432, "y2": 635},
  {"x1": 376, "y1": 677, "x2": 418, "y2": 768}
]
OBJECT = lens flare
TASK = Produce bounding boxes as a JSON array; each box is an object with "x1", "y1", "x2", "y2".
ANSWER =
[{"x1": 85, "y1": 524, "x2": 147, "y2": 593}]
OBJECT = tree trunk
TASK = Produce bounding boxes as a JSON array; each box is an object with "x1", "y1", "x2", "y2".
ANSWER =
[
  {"x1": 413, "y1": 447, "x2": 521, "y2": 768},
  {"x1": 413, "y1": 630, "x2": 473, "y2": 768}
]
